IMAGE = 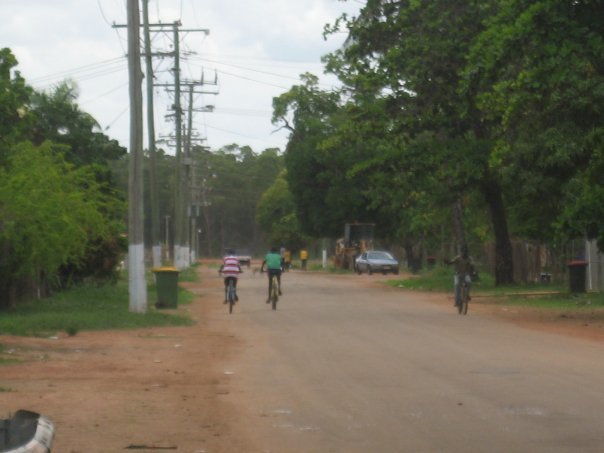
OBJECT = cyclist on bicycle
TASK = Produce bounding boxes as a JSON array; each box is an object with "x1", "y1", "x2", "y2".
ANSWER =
[
  {"x1": 218, "y1": 249, "x2": 242, "y2": 304},
  {"x1": 260, "y1": 246, "x2": 283, "y2": 303},
  {"x1": 445, "y1": 246, "x2": 473, "y2": 307}
]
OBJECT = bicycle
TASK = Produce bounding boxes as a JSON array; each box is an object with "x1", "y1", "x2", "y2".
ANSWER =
[
  {"x1": 457, "y1": 275, "x2": 470, "y2": 315},
  {"x1": 226, "y1": 277, "x2": 236, "y2": 314},
  {"x1": 269, "y1": 273, "x2": 279, "y2": 310}
]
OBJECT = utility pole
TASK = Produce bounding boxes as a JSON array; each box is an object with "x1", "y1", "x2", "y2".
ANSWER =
[
  {"x1": 172, "y1": 21, "x2": 186, "y2": 269},
  {"x1": 117, "y1": 17, "x2": 210, "y2": 270},
  {"x1": 126, "y1": 0, "x2": 147, "y2": 313},
  {"x1": 161, "y1": 27, "x2": 210, "y2": 269},
  {"x1": 142, "y1": 0, "x2": 161, "y2": 268},
  {"x1": 185, "y1": 85, "x2": 195, "y2": 265},
  {"x1": 184, "y1": 82, "x2": 217, "y2": 265}
]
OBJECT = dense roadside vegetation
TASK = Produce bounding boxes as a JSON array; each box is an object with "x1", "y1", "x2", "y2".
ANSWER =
[{"x1": 0, "y1": 48, "x2": 127, "y2": 309}]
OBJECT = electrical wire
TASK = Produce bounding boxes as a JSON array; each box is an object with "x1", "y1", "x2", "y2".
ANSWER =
[
  {"x1": 103, "y1": 105, "x2": 129, "y2": 132},
  {"x1": 97, "y1": 0, "x2": 113, "y2": 26},
  {"x1": 192, "y1": 57, "x2": 314, "y2": 84},
  {"x1": 187, "y1": 56, "x2": 340, "y2": 91},
  {"x1": 193, "y1": 67, "x2": 291, "y2": 91},
  {"x1": 203, "y1": 123, "x2": 283, "y2": 146},
  {"x1": 80, "y1": 81, "x2": 129, "y2": 106},
  {"x1": 28, "y1": 57, "x2": 126, "y2": 85}
]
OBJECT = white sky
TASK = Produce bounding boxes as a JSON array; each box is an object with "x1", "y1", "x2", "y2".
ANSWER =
[{"x1": 1, "y1": 0, "x2": 361, "y2": 153}]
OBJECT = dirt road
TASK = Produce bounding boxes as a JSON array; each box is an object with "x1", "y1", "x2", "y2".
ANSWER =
[{"x1": 2, "y1": 263, "x2": 604, "y2": 452}]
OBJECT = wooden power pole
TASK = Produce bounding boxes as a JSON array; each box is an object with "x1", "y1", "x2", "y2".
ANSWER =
[
  {"x1": 127, "y1": 0, "x2": 147, "y2": 312},
  {"x1": 142, "y1": 0, "x2": 161, "y2": 268}
]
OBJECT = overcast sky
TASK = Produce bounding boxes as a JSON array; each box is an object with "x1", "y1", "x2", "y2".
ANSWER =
[{"x1": 1, "y1": 0, "x2": 362, "y2": 153}]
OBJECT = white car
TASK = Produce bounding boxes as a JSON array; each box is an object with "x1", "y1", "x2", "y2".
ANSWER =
[
  {"x1": 355, "y1": 251, "x2": 400, "y2": 275},
  {"x1": 234, "y1": 249, "x2": 252, "y2": 268}
]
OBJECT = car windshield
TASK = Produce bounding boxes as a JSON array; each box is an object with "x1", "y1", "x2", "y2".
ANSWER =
[{"x1": 368, "y1": 251, "x2": 394, "y2": 260}]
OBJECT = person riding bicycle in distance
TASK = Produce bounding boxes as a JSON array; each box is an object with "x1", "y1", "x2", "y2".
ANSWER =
[
  {"x1": 261, "y1": 246, "x2": 283, "y2": 303},
  {"x1": 219, "y1": 249, "x2": 242, "y2": 304},
  {"x1": 445, "y1": 246, "x2": 474, "y2": 307}
]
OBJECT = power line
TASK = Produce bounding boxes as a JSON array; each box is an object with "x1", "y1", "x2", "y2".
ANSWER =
[
  {"x1": 192, "y1": 56, "x2": 313, "y2": 84},
  {"x1": 212, "y1": 107, "x2": 272, "y2": 117},
  {"x1": 80, "y1": 81, "x2": 129, "y2": 106},
  {"x1": 206, "y1": 68, "x2": 292, "y2": 90},
  {"x1": 194, "y1": 52, "x2": 326, "y2": 66},
  {"x1": 104, "y1": 105, "x2": 129, "y2": 131},
  {"x1": 203, "y1": 122, "x2": 283, "y2": 146},
  {"x1": 28, "y1": 57, "x2": 126, "y2": 84},
  {"x1": 188, "y1": 57, "x2": 340, "y2": 91}
]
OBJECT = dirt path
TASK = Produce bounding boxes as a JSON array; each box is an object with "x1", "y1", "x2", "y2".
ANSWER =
[
  {"x1": 1, "y1": 263, "x2": 603, "y2": 452},
  {"x1": 0, "y1": 267, "x2": 251, "y2": 452}
]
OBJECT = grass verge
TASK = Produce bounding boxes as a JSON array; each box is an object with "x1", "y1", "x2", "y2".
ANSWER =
[
  {"x1": 0, "y1": 273, "x2": 196, "y2": 337},
  {"x1": 386, "y1": 265, "x2": 604, "y2": 310}
]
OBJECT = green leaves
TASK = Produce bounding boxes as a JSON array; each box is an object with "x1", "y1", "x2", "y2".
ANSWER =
[
  {"x1": 0, "y1": 141, "x2": 114, "y2": 279},
  {"x1": 464, "y1": 0, "x2": 604, "y2": 246}
]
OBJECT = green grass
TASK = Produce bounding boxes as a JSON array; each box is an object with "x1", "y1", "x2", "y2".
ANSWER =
[
  {"x1": 386, "y1": 265, "x2": 604, "y2": 310},
  {"x1": 387, "y1": 265, "x2": 493, "y2": 292},
  {"x1": 0, "y1": 358, "x2": 20, "y2": 366},
  {"x1": 495, "y1": 292, "x2": 604, "y2": 310},
  {"x1": 0, "y1": 274, "x2": 195, "y2": 337},
  {"x1": 177, "y1": 263, "x2": 201, "y2": 282}
]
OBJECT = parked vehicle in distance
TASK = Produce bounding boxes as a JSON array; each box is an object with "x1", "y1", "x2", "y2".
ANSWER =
[
  {"x1": 234, "y1": 249, "x2": 252, "y2": 268},
  {"x1": 355, "y1": 251, "x2": 399, "y2": 275}
]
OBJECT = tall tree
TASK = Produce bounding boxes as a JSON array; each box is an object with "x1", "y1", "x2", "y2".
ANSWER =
[
  {"x1": 256, "y1": 171, "x2": 310, "y2": 249},
  {"x1": 273, "y1": 74, "x2": 373, "y2": 238},
  {"x1": 323, "y1": 0, "x2": 515, "y2": 283},
  {"x1": 0, "y1": 48, "x2": 34, "y2": 164},
  {"x1": 463, "y1": 0, "x2": 604, "y2": 249}
]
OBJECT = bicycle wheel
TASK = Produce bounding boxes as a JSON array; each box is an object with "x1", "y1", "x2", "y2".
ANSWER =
[
  {"x1": 227, "y1": 281, "x2": 235, "y2": 314},
  {"x1": 271, "y1": 276, "x2": 279, "y2": 310},
  {"x1": 462, "y1": 286, "x2": 469, "y2": 315},
  {"x1": 460, "y1": 284, "x2": 469, "y2": 315}
]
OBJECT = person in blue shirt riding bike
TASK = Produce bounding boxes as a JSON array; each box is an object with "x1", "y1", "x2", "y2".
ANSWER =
[{"x1": 260, "y1": 247, "x2": 283, "y2": 303}]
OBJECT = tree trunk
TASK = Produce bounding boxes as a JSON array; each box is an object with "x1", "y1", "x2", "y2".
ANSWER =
[
  {"x1": 451, "y1": 198, "x2": 468, "y2": 255},
  {"x1": 404, "y1": 240, "x2": 421, "y2": 273},
  {"x1": 481, "y1": 179, "x2": 514, "y2": 285}
]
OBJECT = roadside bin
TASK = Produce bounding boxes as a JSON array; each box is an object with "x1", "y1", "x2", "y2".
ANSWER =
[
  {"x1": 567, "y1": 260, "x2": 588, "y2": 293},
  {"x1": 152, "y1": 267, "x2": 180, "y2": 308}
]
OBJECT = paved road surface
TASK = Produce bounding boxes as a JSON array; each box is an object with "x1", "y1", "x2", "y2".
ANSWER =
[{"x1": 205, "y1": 267, "x2": 604, "y2": 452}]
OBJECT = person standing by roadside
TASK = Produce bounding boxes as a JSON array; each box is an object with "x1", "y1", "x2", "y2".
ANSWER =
[
  {"x1": 300, "y1": 248, "x2": 308, "y2": 271},
  {"x1": 283, "y1": 249, "x2": 292, "y2": 271}
]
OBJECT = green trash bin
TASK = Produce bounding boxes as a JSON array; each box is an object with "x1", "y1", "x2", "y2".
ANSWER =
[
  {"x1": 152, "y1": 267, "x2": 180, "y2": 308},
  {"x1": 567, "y1": 260, "x2": 588, "y2": 293}
]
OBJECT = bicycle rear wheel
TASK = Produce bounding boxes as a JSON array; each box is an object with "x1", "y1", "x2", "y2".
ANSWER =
[
  {"x1": 460, "y1": 284, "x2": 469, "y2": 315},
  {"x1": 227, "y1": 281, "x2": 235, "y2": 314},
  {"x1": 270, "y1": 276, "x2": 278, "y2": 310}
]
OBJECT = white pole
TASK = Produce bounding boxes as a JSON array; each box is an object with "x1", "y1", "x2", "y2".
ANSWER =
[{"x1": 127, "y1": 0, "x2": 147, "y2": 312}]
